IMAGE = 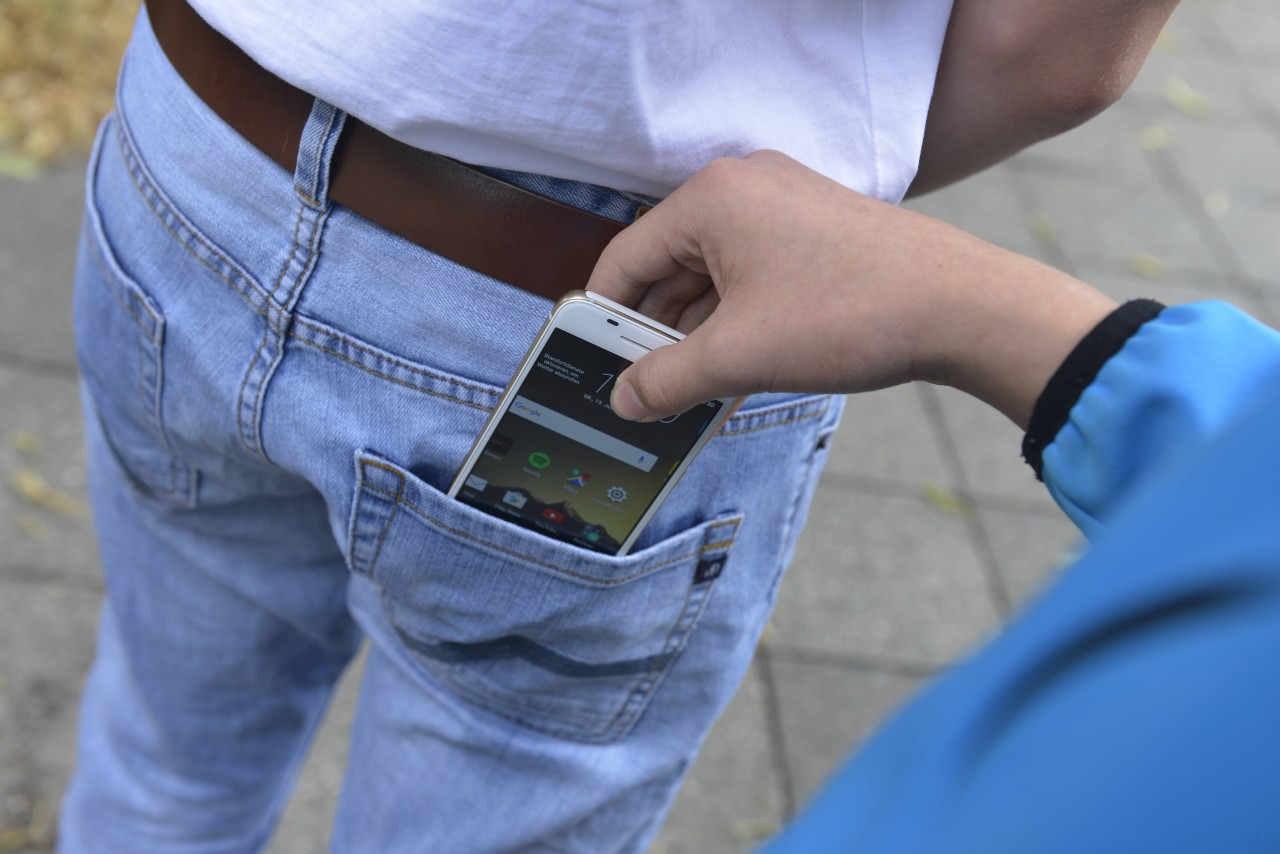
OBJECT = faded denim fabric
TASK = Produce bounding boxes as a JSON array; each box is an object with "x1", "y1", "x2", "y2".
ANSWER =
[{"x1": 60, "y1": 10, "x2": 843, "y2": 853}]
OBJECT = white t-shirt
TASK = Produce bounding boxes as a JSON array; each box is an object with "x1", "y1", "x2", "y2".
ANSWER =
[{"x1": 188, "y1": 1, "x2": 953, "y2": 202}]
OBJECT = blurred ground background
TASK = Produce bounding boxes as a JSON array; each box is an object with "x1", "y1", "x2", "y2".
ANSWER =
[{"x1": 2, "y1": 0, "x2": 1278, "y2": 851}]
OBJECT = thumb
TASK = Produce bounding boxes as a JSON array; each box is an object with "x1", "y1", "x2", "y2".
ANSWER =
[{"x1": 611, "y1": 328, "x2": 723, "y2": 422}]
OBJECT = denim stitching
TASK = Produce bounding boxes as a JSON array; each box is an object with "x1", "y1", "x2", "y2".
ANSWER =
[
  {"x1": 235, "y1": 319, "x2": 273, "y2": 451},
  {"x1": 403, "y1": 634, "x2": 668, "y2": 679},
  {"x1": 113, "y1": 114, "x2": 269, "y2": 316},
  {"x1": 361, "y1": 453, "x2": 737, "y2": 740},
  {"x1": 248, "y1": 304, "x2": 294, "y2": 461},
  {"x1": 727, "y1": 395, "x2": 830, "y2": 423},
  {"x1": 360, "y1": 461, "x2": 405, "y2": 574},
  {"x1": 607, "y1": 573, "x2": 719, "y2": 741},
  {"x1": 358, "y1": 475, "x2": 740, "y2": 584},
  {"x1": 291, "y1": 316, "x2": 503, "y2": 399},
  {"x1": 279, "y1": 209, "x2": 326, "y2": 313},
  {"x1": 300, "y1": 105, "x2": 339, "y2": 206},
  {"x1": 606, "y1": 578, "x2": 702, "y2": 737},
  {"x1": 85, "y1": 235, "x2": 151, "y2": 332},
  {"x1": 764, "y1": 398, "x2": 844, "y2": 609},
  {"x1": 268, "y1": 203, "x2": 308, "y2": 304},
  {"x1": 296, "y1": 327, "x2": 826, "y2": 430},
  {"x1": 402, "y1": 657, "x2": 607, "y2": 740},
  {"x1": 84, "y1": 211, "x2": 158, "y2": 334},
  {"x1": 248, "y1": 211, "x2": 330, "y2": 460},
  {"x1": 294, "y1": 311, "x2": 827, "y2": 434},
  {"x1": 84, "y1": 198, "x2": 184, "y2": 474},
  {"x1": 717, "y1": 400, "x2": 830, "y2": 436},
  {"x1": 291, "y1": 334, "x2": 495, "y2": 411},
  {"x1": 386, "y1": 540, "x2": 728, "y2": 741}
]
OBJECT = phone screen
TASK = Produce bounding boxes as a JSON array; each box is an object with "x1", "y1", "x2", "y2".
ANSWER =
[{"x1": 456, "y1": 329, "x2": 724, "y2": 555}]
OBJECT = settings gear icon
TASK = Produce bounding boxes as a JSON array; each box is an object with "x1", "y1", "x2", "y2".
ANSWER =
[{"x1": 606, "y1": 486, "x2": 628, "y2": 503}]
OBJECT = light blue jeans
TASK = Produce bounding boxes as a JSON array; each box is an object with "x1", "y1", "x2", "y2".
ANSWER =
[{"x1": 61, "y1": 10, "x2": 843, "y2": 853}]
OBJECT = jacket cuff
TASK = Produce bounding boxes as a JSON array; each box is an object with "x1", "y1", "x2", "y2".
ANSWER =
[{"x1": 1022, "y1": 299, "x2": 1166, "y2": 480}]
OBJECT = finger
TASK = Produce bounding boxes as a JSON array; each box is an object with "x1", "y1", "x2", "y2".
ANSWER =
[
  {"x1": 634, "y1": 267, "x2": 715, "y2": 328},
  {"x1": 670, "y1": 286, "x2": 721, "y2": 335},
  {"x1": 610, "y1": 318, "x2": 747, "y2": 421},
  {"x1": 586, "y1": 197, "x2": 705, "y2": 307}
]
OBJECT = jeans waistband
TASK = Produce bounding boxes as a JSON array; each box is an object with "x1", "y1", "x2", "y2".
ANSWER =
[{"x1": 143, "y1": 0, "x2": 650, "y2": 300}]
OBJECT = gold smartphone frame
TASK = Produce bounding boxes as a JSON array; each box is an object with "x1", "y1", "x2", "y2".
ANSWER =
[{"x1": 447, "y1": 290, "x2": 735, "y2": 555}]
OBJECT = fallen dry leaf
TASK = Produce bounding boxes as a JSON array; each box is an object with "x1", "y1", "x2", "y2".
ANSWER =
[
  {"x1": 19, "y1": 514, "x2": 47, "y2": 539},
  {"x1": 731, "y1": 817, "x2": 781, "y2": 842},
  {"x1": 0, "y1": 151, "x2": 40, "y2": 179},
  {"x1": 1203, "y1": 190, "x2": 1231, "y2": 219},
  {"x1": 0, "y1": 794, "x2": 53, "y2": 853},
  {"x1": 1138, "y1": 124, "x2": 1173, "y2": 151},
  {"x1": 6, "y1": 429, "x2": 42, "y2": 457},
  {"x1": 1162, "y1": 76, "x2": 1211, "y2": 118},
  {"x1": 1029, "y1": 215, "x2": 1056, "y2": 245},
  {"x1": 1153, "y1": 30, "x2": 1181, "y2": 53},
  {"x1": 0, "y1": 0, "x2": 140, "y2": 165},
  {"x1": 8, "y1": 468, "x2": 88, "y2": 518},
  {"x1": 1128, "y1": 253, "x2": 1171, "y2": 279},
  {"x1": 922, "y1": 484, "x2": 972, "y2": 517}
]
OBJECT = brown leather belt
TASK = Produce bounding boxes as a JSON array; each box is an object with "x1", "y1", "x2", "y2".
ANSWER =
[{"x1": 145, "y1": 0, "x2": 633, "y2": 300}]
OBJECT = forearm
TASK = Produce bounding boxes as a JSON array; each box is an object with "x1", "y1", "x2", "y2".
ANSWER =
[
  {"x1": 908, "y1": 229, "x2": 1116, "y2": 430},
  {"x1": 908, "y1": 0, "x2": 1178, "y2": 196},
  {"x1": 589, "y1": 151, "x2": 1118, "y2": 427}
]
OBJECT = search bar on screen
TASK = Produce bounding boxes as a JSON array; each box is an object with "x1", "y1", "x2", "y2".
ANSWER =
[{"x1": 510, "y1": 396, "x2": 658, "y2": 473}]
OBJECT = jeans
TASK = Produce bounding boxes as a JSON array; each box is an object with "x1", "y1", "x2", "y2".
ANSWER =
[{"x1": 61, "y1": 10, "x2": 843, "y2": 852}]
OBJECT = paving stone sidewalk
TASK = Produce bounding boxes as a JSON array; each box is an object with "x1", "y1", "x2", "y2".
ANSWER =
[{"x1": 2, "y1": 1, "x2": 1278, "y2": 850}]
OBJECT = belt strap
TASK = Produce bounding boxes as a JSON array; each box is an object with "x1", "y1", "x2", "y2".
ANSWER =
[{"x1": 145, "y1": 0, "x2": 632, "y2": 300}]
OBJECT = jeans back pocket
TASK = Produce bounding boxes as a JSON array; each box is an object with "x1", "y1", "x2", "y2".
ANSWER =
[
  {"x1": 348, "y1": 451, "x2": 741, "y2": 744},
  {"x1": 73, "y1": 117, "x2": 194, "y2": 507}
]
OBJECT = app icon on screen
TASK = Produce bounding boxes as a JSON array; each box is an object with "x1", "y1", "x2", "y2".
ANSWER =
[
  {"x1": 502, "y1": 490, "x2": 528, "y2": 509},
  {"x1": 542, "y1": 507, "x2": 565, "y2": 524},
  {"x1": 606, "y1": 486, "x2": 628, "y2": 503},
  {"x1": 567, "y1": 469, "x2": 591, "y2": 488},
  {"x1": 528, "y1": 451, "x2": 551, "y2": 469},
  {"x1": 485, "y1": 433, "x2": 513, "y2": 458},
  {"x1": 464, "y1": 474, "x2": 488, "y2": 491}
]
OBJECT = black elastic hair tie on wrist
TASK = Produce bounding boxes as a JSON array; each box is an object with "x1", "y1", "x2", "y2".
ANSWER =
[{"x1": 1021, "y1": 298, "x2": 1167, "y2": 481}]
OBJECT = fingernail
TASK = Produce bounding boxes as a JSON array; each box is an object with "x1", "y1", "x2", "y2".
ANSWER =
[{"x1": 612, "y1": 382, "x2": 652, "y2": 421}]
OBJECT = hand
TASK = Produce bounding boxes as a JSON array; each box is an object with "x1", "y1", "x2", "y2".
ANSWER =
[{"x1": 586, "y1": 150, "x2": 1115, "y2": 427}]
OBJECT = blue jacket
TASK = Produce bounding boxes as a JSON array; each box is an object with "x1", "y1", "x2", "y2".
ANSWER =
[{"x1": 762, "y1": 301, "x2": 1280, "y2": 853}]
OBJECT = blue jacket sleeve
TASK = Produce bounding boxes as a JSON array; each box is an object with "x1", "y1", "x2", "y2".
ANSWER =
[
  {"x1": 1042, "y1": 301, "x2": 1280, "y2": 538},
  {"x1": 759, "y1": 300, "x2": 1280, "y2": 854}
]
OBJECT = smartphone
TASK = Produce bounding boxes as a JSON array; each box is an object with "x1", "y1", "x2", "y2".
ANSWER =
[{"x1": 448, "y1": 291, "x2": 735, "y2": 556}]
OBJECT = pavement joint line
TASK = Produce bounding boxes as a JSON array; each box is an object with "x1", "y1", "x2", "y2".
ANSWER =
[
  {"x1": 1072, "y1": 256, "x2": 1268, "y2": 295},
  {"x1": 763, "y1": 643, "x2": 941, "y2": 680},
  {"x1": 817, "y1": 470, "x2": 1065, "y2": 520},
  {"x1": 1144, "y1": 144, "x2": 1263, "y2": 292},
  {"x1": 1210, "y1": 12, "x2": 1280, "y2": 164},
  {"x1": 1013, "y1": 153, "x2": 1146, "y2": 187},
  {"x1": 964, "y1": 491, "x2": 1065, "y2": 519},
  {"x1": 916, "y1": 384, "x2": 1014, "y2": 618},
  {"x1": 0, "y1": 348, "x2": 79, "y2": 381},
  {"x1": 753, "y1": 646, "x2": 797, "y2": 821},
  {"x1": 1199, "y1": 3, "x2": 1280, "y2": 72},
  {"x1": 1006, "y1": 163, "x2": 1079, "y2": 277},
  {"x1": 1069, "y1": 254, "x2": 1244, "y2": 288},
  {"x1": 0, "y1": 565, "x2": 104, "y2": 594},
  {"x1": 1134, "y1": 19, "x2": 1280, "y2": 307},
  {"x1": 1188, "y1": 7, "x2": 1253, "y2": 61}
]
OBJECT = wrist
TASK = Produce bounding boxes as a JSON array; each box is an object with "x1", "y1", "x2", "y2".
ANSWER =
[{"x1": 917, "y1": 238, "x2": 1116, "y2": 429}]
